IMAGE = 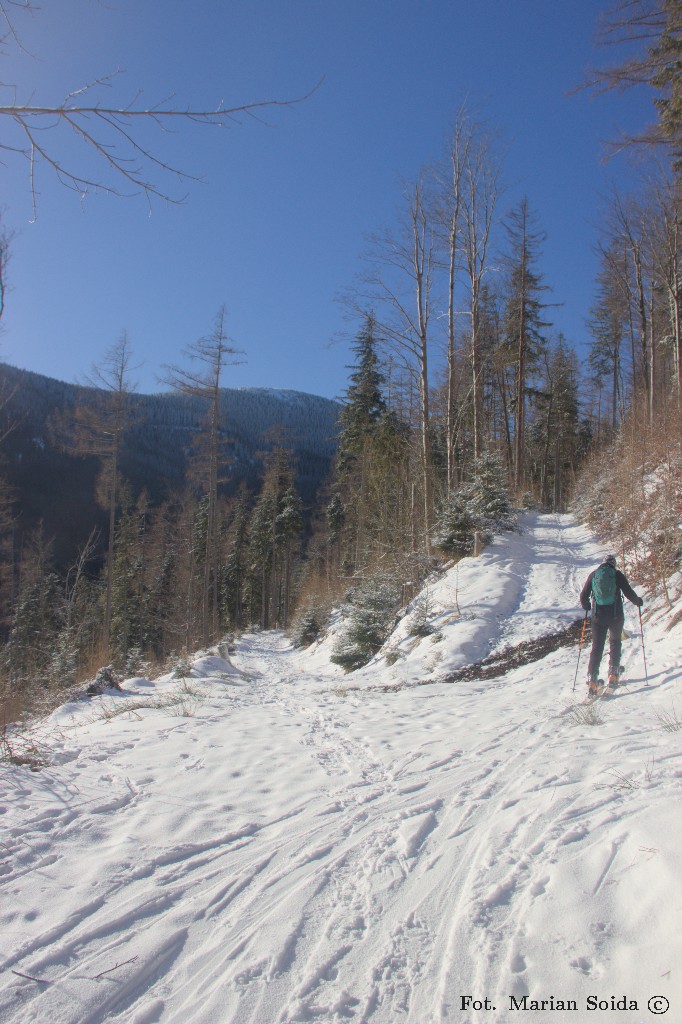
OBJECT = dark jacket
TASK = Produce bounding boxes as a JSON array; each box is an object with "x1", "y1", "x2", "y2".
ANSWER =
[{"x1": 580, "y1": 564, "x2": 642, "y2": 623}]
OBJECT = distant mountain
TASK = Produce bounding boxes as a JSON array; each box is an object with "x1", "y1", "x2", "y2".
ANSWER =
[{"x1": 0, "y1": 363, "x2": 341, "y2": 569}]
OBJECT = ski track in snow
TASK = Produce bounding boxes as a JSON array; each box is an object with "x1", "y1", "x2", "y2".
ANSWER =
[{"x1": 0, "y1": 513, "x2": 680, "y2": 1024}]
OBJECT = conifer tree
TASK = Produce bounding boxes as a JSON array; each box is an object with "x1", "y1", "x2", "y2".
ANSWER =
[
  {"x1": 502, "y1": 198, "x2": 552, "y2": 493},
  {"x1": 221, "y1": 492, "x2": 250, "y2": 630},
  {"x1": 433, "y1": 450, "x2": 514, "y2": 555},
  {"x1": 70, "y1": 332, "x2": 137, "y2": 644},
  {"x1": 164, "y1": 306, "x2": 242, "y2": 644},
  {"x1": 336, "y1": 313, "x2": 387, "y2": 474},
  {"x1": 325, "y1": 493, "x2": 345, "y2": 579},
  {"x1": 142, "y1": 498, "x2": 187, "y2": 658},
  {"x1": 241, "y1": 438, "x2": 305, "y2": 630},
  {"x1": 588, "y1": 245, "x2": 628, "y2": 432},
  {"x1": 590, "y1": 0, "x2": 682, "y2": 167},
  {"x1": 531, "y1": 338, "x2": 581, "y2": 509},
  {"x1": 467, "y1": 450, "x2": 515, "y2": 527},
  {"x1": 333, "y1": 314, "x2": 412, "y2": 574},
  {"x1": 246, "y1": 489, "x2": 278, "y2": 629},
  {"x1": 56, "y1": 529, "x2": 102, "y2": 682},
  {"x1": 330, "y1": 574, "x2": 400, "y2": 671},
  {"x1": 276, "y1": 485, "x2": 303, "y2": 627},
  {"x1": 2, "y1": 532, "x2": 65, "y2": 689},
  {"x1": 432, "y1": 490, "x2": 478, "y2": 556},
  {"x1": 109, "y1": 488, "x2": 145, "y2": 663}
]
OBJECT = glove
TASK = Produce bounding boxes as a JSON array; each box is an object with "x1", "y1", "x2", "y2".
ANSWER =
[
  {"x1": 581, "y1": 601, "x2": 590, "y2": 613},
  {"x1": 636, "y1": 596, "x2": 644, "y2": 608}
]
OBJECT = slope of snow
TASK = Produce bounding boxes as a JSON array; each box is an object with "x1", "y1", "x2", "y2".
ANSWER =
[{"x1": 1, "y1": 514, "x2": 680, "y2": 1024}]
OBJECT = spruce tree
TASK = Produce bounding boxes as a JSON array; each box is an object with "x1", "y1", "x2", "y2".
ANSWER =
[
  {"x1": 502, "y1": 198, "x2": 552, "y2": 494},
  {"x1": 246, "y1": 490, "x2": 277, "y2": 629},
  {"x1": 651, "y1": 0, "x2": 682, "y2": 167},
  {"x1": 245, "y1": 442, "x2": 303, "y2": 630},
  {"x1": 433, "y1": 451, "x2": 514, "y2": 555},
  {"x1": 336, "y1": 312, "x2": 387, "y2": 475},
  {"x1": 331, "y1": 575, "x2": 400, "y2": 671},
  {"x1": 109, "y1": 489, "x2": 144, "y2": 664},
  {"x1": 164, "y1": 306, "x2": 242, "y2": 645},
  {"x1": 221, "y1": 494, "x2": 249, "y2": 629},
  {"x1": 588, "y1": 244, "x2": 628, "y2": 433},
  {"x1": 275, "y1": 486, "x2": 303, "y2": 627},
  {"x1": 70, "y1": 332, "x2": 137, "y2": 645},
  {"x1": 333, "y1": 314, "x2": 413, "y2": 575},
  {"x1": 525, "y1": 337, "x2": 582, "y2": 510},
  {"x1": 591, "y1": 0, "x2": 682, "y2": 168},
  {"x1": 3, "y1": 535, "x2": 65, "y2": 688}
]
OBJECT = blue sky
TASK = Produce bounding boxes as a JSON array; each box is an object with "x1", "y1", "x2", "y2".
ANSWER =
[{"x1": 0, "y1": 0, "x2": 655, "y2": 400}]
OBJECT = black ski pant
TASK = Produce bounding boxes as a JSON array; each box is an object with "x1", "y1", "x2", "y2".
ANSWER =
[{"x1": 587, "y1": 618, "x2": 623, "y2": 681}]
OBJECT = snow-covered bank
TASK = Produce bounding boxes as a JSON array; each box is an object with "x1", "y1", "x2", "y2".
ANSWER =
[{"x1": 1, "y1": 514, "x2": 680, "y2": 1024}]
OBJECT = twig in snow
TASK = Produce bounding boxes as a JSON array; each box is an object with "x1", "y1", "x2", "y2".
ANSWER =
[
  {"x1": 11, "y1": 969, "x2": 51, "y2": 984},
  {"x1": 91, "y1": 955, "x2": 139, "y2": 979}
]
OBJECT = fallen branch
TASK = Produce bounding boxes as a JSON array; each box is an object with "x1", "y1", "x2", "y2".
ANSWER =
[
  {"x1": 92, "y1": 955, "x2": 139, "y2": 979},
  {"x1": 11, "y1": 969, "x2": 51, "y2": 984}
]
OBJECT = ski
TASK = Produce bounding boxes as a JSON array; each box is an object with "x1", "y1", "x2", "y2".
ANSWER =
[
  {"x1": 585, "y1": 665, "x2": 625, "y2": 702},
  {"x1": 595, "y1": 668, "x2": 625, "y2": 701},
  {"x1": 583, "y1": 679, "x2": 605, "y2": 704}
]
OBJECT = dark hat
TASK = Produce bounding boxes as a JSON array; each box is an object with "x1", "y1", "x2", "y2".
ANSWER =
[{"x1": 604, "y1": 554, "x2": 617, "y2": 566}]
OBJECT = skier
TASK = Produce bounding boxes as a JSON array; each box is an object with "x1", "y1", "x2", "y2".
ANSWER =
[{"x1": 580, "y1": 554, "x2": 643, "y2": 696}]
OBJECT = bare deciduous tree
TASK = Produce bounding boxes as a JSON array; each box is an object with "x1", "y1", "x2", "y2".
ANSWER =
[
  {"x1": 433, "y1": 109, "x2": 471, "y2": 491},
  {"x1": 355, "y1": 176, "x2": 436, "y2": 552}
]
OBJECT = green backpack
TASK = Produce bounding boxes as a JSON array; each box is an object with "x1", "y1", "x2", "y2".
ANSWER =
[{"x1": 592, "y1": 563, "x2": 617, "y2": 606}]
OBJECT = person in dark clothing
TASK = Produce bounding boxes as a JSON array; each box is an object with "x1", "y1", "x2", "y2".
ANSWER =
[{"x1": 580, "y1": 554, "x2": 643, "y2": 695}]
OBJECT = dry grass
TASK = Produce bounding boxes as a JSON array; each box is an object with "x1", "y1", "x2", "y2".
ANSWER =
[
  {"x1": 654, "y1": 703, "x2": 682, "y2": 733},
  {"x1": 600, "y1": 768, "x2": 639, "y2": 792},
  {"x1": 565, "y1": 701, "x2": 605, "y2": 727},
  {"x1": 94, "y1": 681, "x2": 203, "y2": 722},
  {"x1": 575, "y1": 404, "x2": 681, "y2": 609},
  {"x1": 0, "y1": 724, "x2": 51, "y2": 771}
]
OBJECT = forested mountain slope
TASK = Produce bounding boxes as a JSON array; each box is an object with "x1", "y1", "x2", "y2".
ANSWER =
[{"x1": 0, "y1": 362, "x2": 340, "y2": 567}]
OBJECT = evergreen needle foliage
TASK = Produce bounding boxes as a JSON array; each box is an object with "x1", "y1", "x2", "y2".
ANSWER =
[
  {"x1": 433, "y1": 452, "x2": 516, "y2": 556},
  {"x1": 331, "y1": 576, "x2": 401, "y2": 672}
]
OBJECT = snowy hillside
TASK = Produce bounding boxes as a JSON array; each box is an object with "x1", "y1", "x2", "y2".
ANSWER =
[{"x1": 1, "y1": 514, "x2": 680, "y2": 1024}]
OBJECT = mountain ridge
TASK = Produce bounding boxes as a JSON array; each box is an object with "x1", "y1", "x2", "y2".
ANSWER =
[{"x1": 0, "y1": 361, "x2": 341, "y2": 568}]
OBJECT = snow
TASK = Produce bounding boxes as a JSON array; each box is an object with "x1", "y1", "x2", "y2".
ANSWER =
[{"x1": 1, "y1": 513, "x2": 680, "y2": 1024}]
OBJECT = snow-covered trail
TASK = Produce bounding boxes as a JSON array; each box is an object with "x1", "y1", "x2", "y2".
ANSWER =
[{"x1": 0, "y1": 514, "x2": 680, "y2": 1024}]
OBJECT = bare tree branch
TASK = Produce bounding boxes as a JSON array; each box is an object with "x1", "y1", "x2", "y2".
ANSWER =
[
  {"x1": 581, "y1": 0, "x2": 682, "y2": 165},
  {"x1": 1, "y1": 82, "x2": 321, "y2": 219},
  {"x1": 0, "y1": 3, "x2": 322, "y2": 215}
]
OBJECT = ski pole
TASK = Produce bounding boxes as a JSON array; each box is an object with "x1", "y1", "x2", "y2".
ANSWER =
[
  {"x1": 639, "y1": 607, "x2": 649, "y2": 686},
  {"x1": 572, "y1": 612, "x2": 588, "y2": 692}
]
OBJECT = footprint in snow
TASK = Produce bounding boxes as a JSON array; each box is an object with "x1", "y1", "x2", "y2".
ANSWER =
[
  {"x1": 510, "y1": 952, "x2": 527, "y2": 973},
  {"x1": 529, "y1": 875, "x2": 550, "y2": 897},
  {"x1": 571, "y1": 955, "x2": 598, "y2": 976},
  {"x1": 559, "y1": 826, "x2": 589, "y2": 845}
]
